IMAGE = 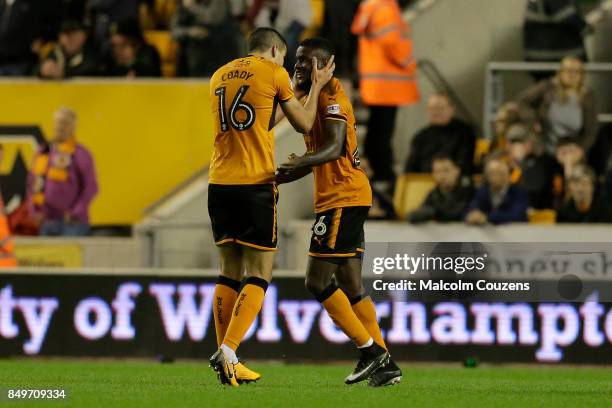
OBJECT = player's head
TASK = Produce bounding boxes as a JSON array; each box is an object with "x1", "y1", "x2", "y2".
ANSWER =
[
  {"x1": 295, "y1": 37, "x2": 334, "y2": 90},
  {"x1": 248, "y1": 27, "x2": 288, "y2": 67}
]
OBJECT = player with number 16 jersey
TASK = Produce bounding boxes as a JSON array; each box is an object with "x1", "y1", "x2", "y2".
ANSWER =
[
  {"x1": 206, "y1": 28, "x2": 335, "y2": 388},
  {"x1": 209, "y1": 55, "x2": 293, "y2": 187}
]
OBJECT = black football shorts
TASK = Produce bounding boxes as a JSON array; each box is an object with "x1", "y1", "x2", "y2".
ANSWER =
[
  {"x1": 208, "y1": 183, "x2": 278, "y2": 251},
  {"x1": 309, "y1": 206, "x2": 369, "y2": 258}
]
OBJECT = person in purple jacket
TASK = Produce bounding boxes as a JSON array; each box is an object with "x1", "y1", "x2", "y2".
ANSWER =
[
  {"x1": 28, "y1": 107, "x2": 99, "y2": 236},
  {"x1": 465, "y1": 154, "x2": 529, "y2": 225}
]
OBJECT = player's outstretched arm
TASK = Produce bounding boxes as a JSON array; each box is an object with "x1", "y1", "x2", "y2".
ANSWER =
[
  {"x1": 280, "y1": 56, "x2": 335, "y2": 133},
  {"x1": 279, "y1": 119, "x2": 346, "y2": 170},
  {"x1": 275, "y1": 164, "x2": 312, "y2": 185}
]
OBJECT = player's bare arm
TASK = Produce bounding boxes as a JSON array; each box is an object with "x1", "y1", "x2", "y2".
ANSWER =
[
  {"x1": 273, "y1": 74, "x2": 307, "y2": 127},
  {"x1": 275, "y1": 161, "x2": 311, "y2": 185},
  {"x1": 276, "y1": 119, "x2": 346, "y2": 185},
  {"x1": 280, "y1": 56, "x2": 335, "y2": 133}
]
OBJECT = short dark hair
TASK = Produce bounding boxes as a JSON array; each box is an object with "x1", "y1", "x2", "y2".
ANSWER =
[
  {"x1": 431, "y1": 153, "x2": 458, "y2": 167},
  {"x1": 112, "y1": 17, "x2": 143, "y2": 43},
  {"x1": 483, "y1": 151, "x2": 511, "y2": 170},
  {"x1": 556, "y1": 136, "x2": 580, "y2": 149},
  {"x1": 248, "y1": 27, "x2": 287, "y2": 53},
  {"x1": 299, "y1": 37, "x2": 334, "y2": 67}
]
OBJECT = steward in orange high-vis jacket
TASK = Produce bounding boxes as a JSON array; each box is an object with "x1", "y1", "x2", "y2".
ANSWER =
[
  {"x1": 351, "y1": 0, "x2": 420, "y2": 195},
  {"x1": 351, "y1": 0, "x2": 419, "y2": 106}
]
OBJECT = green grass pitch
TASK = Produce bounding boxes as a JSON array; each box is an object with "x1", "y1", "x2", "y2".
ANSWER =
[{"x1": 0, "y1": 359, "x2": 610, "y2": 407}]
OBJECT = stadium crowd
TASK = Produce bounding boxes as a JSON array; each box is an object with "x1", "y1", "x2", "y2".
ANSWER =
[
  {"x1": 405, "y1": 56, "x2": 612, "y2": 225},
  {"x1": 0, "y1": 0, "x2": 362, "y2": 78},
  {"x1": 405, "y1": 57, "x2": 612, "y2": 225},
  {"x1": 0, "y1": 0, "x2": 611, "y2": 237}
]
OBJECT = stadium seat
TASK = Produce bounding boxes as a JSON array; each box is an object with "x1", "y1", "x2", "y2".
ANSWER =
[
  {"x1": 144, "y1": 30, "x2": 177, "y2": 77},
  {"x1": 528, "y1": 209, "x2": 557, "y2": 224},
  {"x1": 393, "y1": 173, "x2": 436, "y2": 220},
  {"x1": 301, "y1": 0, "x2": 325, "y2": 39},
  {"x1": 474, "y1": 138, "x2": 490, "y2": 167}
]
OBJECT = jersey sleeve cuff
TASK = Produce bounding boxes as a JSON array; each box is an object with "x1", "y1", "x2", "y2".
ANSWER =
[{"x1": 324, "y1": 114, "x2": 348, "y2": 122}]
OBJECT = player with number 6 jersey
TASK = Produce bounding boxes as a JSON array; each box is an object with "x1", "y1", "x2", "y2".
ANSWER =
[{"x1": 276, "y1": 38, "x2": 400, "y2": 387}]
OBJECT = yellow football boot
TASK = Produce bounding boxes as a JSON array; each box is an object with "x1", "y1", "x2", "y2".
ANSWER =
[
  {"x1": 209, "y1": 348, "x2": 239, "y2": 387},
  {"x1": 235, "y1": 362, "x2": 261, "y2": 384}
]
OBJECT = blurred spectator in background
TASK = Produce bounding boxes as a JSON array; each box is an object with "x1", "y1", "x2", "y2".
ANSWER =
[
  {"x1": 28, "y1": 108, "x2": 98, "y2": 236},
  {"x1": 360, "y1": 157, "x2": 396, "y2": 220},
  {"x1": 517, "y1": 56, "x2": 598, "y2": 155},
  {"x1": 507, "y1": 123, "x2": 561, "y2": 209},
  {"x1": 242, "y1": 0, "x2": 268, "y2": 27},
  {"x1": 405, "y1": 93, "x2": 476, "y2": 176},
  {"x1": 320, "y1": 0, "x2": 358, "y2": 84},
  {"x1": 0, "y1": 0, "x2": 61, "y2": 76},
  {"x1": 557, "y1": 164, "x2": 610, "y2": 223},
  {"x1": 88, "y1": 0, "x2": 140, "y2": 56},
  {"x1": 594, "y1": 125, "x2": 612, "y2": 196},
  {"x1": 465, "y1": 154, "x2": 528, "y2": 225},
  {"x1": 352, "y1": 0, "x2": 419, "y2": 198},
  {"x1": 107, "y1": 18, "x2": 161, "y2": 77},
  {"x1": 171, "y1": 0, "x2": 242, "y2": 77},
  {"x1": 555, "y1": 136, "x2": 586, "y2": 180},
  {"x1": 36, "y1": 21, "x2": 99, "y2": 79},
  {"x1": 61, "y1": 0, "x2": 87, "y2": 22},
  {"x1": 588, "y1": 123, "x2": 612, "y2": 177},
  {"x1": 0, "y1": 145, "x2": 17, "y2": 267},
  {"x1": 491, "y1": 101, "x2": 536, "y2": 153},
  {"x1": 140, "y1": 0, "x2": 177, "y2": 30},
  {"x1": 523, "y1": 0, "x2": 588, "y2": 81},
  {"x1": 275, "y1": 0, "x2": 312, "y2": 72},
  {"x1": 245, "y1": 0, "x2": 312, "y2": 72},
  {"x1": 408, "y1": 155, "x2": 473, "y2": 224}
]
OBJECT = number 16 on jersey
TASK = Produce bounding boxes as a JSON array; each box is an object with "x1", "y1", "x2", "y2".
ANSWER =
[{"x1": 215, "y1": 85, "x2": 256, "y2": 132}]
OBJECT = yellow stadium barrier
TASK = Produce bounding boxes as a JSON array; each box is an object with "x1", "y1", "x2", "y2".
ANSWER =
[
  {"x1": 528, "y1": 209, "x2": 557, "y2": 224},
  {"x1": 0, "y1": 80, "x2": 214, "y2": 225}
]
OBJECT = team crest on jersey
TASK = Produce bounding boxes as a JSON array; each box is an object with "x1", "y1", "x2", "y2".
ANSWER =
[{"x1": 326, "y1": 104, "x2": 341, "y2": 115}]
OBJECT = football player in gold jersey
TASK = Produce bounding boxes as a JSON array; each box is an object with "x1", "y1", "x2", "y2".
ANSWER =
[
  {"x1": 277, "y1": 38, "x2": 401, "y2": 387},
  {"x1": 208, "y1": 28, "x2": 335, "y2": 387}
]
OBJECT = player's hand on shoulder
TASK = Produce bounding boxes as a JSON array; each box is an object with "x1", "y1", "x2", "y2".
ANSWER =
[{"x1": 311, "y1": 55, "x2": 335, "y2": 90}]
